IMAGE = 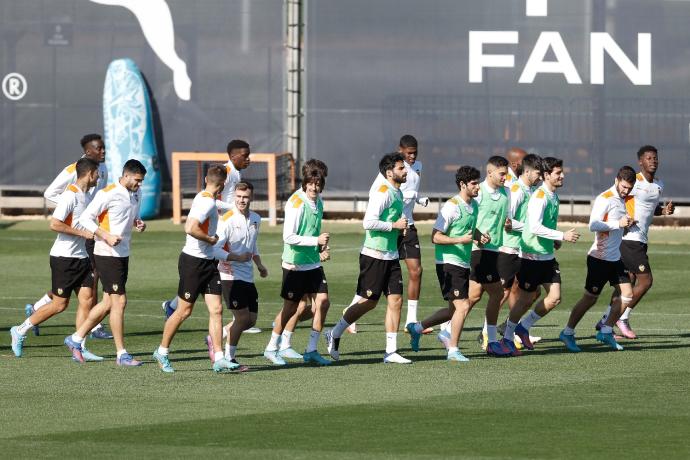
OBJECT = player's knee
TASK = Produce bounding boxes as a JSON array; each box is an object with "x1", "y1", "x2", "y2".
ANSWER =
[
  {"x1": 546, "y1": 296, "x2": 561, "y2": 308},
  {"x1": 641, "y1": 275, "x2": 653, "y2": 291},
  {"x1": 318, "y1": 298, "x2": 330, "y2": 313},
  {"x1": 54, "y1": 301, "x2": 69, "y2": 313},
  {"x1": 409, "y1": 265, "x2": 422, "y2": 281}
]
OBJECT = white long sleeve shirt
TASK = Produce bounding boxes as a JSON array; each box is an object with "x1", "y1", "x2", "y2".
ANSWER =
[
  {"x1": 216, "y1": 161, "x2": 242, "y2": 212},
  {"x1": 215, "y1": 209, "x2": 261, "y2": 282},
  {"x1": 44, "y1": 159, "x2": 108, "y2": 204},
  {"x1": 588, "y1": 185, "x2": 627, "y2": 261},
  {"x1": 361, "y1": 179, "x2": 402, "y2": 261},
  {"x1": 78, "y1": 182, "x2": 141, "y2": 258},
  {"x1": 50, "y1": 184, "x2": 90, "y2": 259},
  {"x1": 183, "y1": 191, "x2": 220, "y2": 260},
  {"x1": 399, "y1": 160, "x2": 422, "y2": 224},
  {"x1": 282, "y1": 190, "x2": 322, "y2": 271},
  {"x1": 622, "y1": 172, "x2": 663, "y2": 244}
]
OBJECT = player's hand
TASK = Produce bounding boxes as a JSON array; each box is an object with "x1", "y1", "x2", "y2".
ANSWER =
[
  {"x1": 392, "y1": 216, "x2": 408, "y2": 230},
  {"x1": 317, "y1": 232, "x2": 330, "y2": 246},
  {"x1": 663, "y1": 200, "x2": 675, "y2": 215},
  {"x1": 105, "y1": 234, "x2": 122, "y2": 247},
  {"x1": 258, "y1": 264, "x2": 268, "y2": 278},
  {"x1": 504, "y1": 218, "x2": 513, "y2": 232},
  {"x1": 618, "y1": 215, "x2": 634, "y2": 228},
  {"x1": 563, "y1": 228, "x2": 580, "y2": 243},
  {"x1": 320, "y1": 250, "x2": 331, "y2": 262},
  {"x1": 479, "y1": 232, "x2": 491, "y2": 245},
  {"x1": 456, "y1": 231, "x2": 473, "y2": 244},
  {"x1": 554, "y1": 240, "x2": 563, "y2": 250},
  {"x1": 208, "y1": 234, "x2": 219, "y2": 245},
  {"x1": 417, "y1": 196, "x2": 430, "y2": 207},
  {"x1": 82, "y1": 230, "x2": 95, "y2": 240},
  {"x1": 134, "y1": 219, "x2": 146, "y2": 232}
]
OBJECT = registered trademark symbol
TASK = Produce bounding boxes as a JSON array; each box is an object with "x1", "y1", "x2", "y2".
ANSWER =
[{"x1": 2, "y1": 73, "x2": 27, "y2": 100}]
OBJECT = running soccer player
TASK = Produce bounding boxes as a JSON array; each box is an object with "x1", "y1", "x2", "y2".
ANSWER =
[
  {"x1": 263, "y1": 164, "x2": 332, "y2": 366},
  {"x1": 559, "y1": 166, "x2": 637, "y2": 352},
  {"x1": 595, "y1": 145, "x2": 674, "y2": 338},
  {"x1": 27, "y1": 133, "x2": 111, "y2": 339},
  {"x1": 10, "y1": 158, "x2": 100, "y2": 358},
  {"x1": 161, "y1": 139, "x2": 252, "y2": 318},
  {"x1": 63, "y1": 159, "x2": 147, "y2": 366},
  {"x1": 152, "y1": 165, "x2": 244, "y2": 373},
  {"x1": 407, "y1": 166, "x2": 487, "y2": 362},
  {"x1": 325, "y1": 153, "x2": 411, "y2": 364},
  {"x1": 501, "y1": 157, "x2": 580, "y2": 350}
]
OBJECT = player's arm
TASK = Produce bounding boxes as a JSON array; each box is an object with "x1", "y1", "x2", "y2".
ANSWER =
[
  {"x1": 78, "y1": 190, "x2": 121, "y2": 246},
  {"x1": 589, "y1": 196, "x2": 626, "y2": 232},
  {"x1": 431, "y1": 202, "x2": 471, "y2": 245},
  {"x1": 43, "y1": 167, "x2": 74, "y2": 204},
  {"x1": 527, "y1": 194, "x2": 565, "y2": 241},
  {"x1": 508, "y1": 187, "x2": 525, "y2": 232},
  {"x1": 363, "y1": 189, "x2": 406, "y2": 231},
  {"x1": 50, "y1": 192, "x2": 93, "y2": 239},
  {"x1": 654, "y1": 201, "x2": 674, "y2": 216},
  {"x1": 133, "y1": 190, "x2": 146, "y2": 232},
  {"x1": 185, "y1": 198, "x2": 217, "y2": 245},
  {"x1": 283, "y1": 202, "x2": 328, "y2": 246}
]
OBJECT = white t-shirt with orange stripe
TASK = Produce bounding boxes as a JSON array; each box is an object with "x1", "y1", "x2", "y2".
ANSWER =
[
  {"x1": 44, "y1": 159, "x2": 108, "y2": 204},
  {"x1": 588, "y1": 185, "x2": 627, "y2": 262},
  {"x1": 78, "y1": 182, "x2": 141, "y2": 258},
  {"x1": 216, "y1": 161, "x2": 242, "y2": 212},
  {"x1": 215, "y1": 209, "x2": 261, "y2": 282},
  {"x1": 50, "y1": 184, "x2": 90, "y2": 259},
  {"x1": 183, "y1": 191, "x2": 219, "y2": 259},
  {"x1": 622, "y1": 172, "x2": 663, "y2": 244}
]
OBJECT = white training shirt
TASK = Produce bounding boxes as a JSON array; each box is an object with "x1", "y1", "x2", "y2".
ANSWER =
[
  {"x1": 50, "y1": 184, "x2": 90, "y2": 259},
  {"x1": 44, "y1": 159, "x2": 108, "y2": 204},
  {"x1": 361, "y1": 178, "x2": 402, "y2": 261},
  {"x1": 182, "y1": 191, "x2": 220, "y2": 260},
  {"x1": 588, "y1": 185, "x2": 628, "y2": 262},
  {"x1": 399, "y1": 160, "x2": 422, "y2": 224},
  {"x1": 79, "y1": 182, "x2": 141, "y2": 258},
  {"x1": 519, "y1": 186, "x2": 564, "y2": 261},
  {"x1": 282, "y1": 190, "x2": 322, "y2": 271},
  {"x1": 433, "y1": 194, "x2": 475, "y2": 268},
  {"x1": 622, "y1": 172, "x2": 664, "y2": 244},
  {"x1": 215, "y1": 209, "x2": 261, "y2": 282},
  {"x1": 216, "y1": 161, "x2": 242, "y2": 212}
]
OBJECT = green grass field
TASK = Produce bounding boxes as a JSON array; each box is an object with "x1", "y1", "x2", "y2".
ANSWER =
[{"x1": 1, "y1": 219, "x2": 689, "y2": 459}]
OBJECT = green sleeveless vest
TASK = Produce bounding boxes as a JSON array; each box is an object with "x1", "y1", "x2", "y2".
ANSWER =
[
  {"x1": 282, "y1": 191, "x2": 323, "y2": 265},
  {"x1": 474, "y1": 182, "x2": 509, "y2": 251},
  {"x1": 502, "y1": 180, "x2": 532, "y2": 249},
  {"x1": 521, "y1": 186, "x2": 559, "y2": 255},
  {"x1": 435, "y1": 195, "x2": 478, "y2": 266},
  {"x1": 363, "y1": 182, "x2": 403, "y2": 252}
]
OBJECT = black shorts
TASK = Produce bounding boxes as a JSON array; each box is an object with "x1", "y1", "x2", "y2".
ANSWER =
[
  {"x1": 620, "y1": 240, "x2": 651, "y2": 275},
  {"x1": 280, "y1": 267, "x2": 328, "y2": 301},
  {"x1": 85, "y1": 238, "x2": 96, "y2": 273},
  {"x1": 222, "y1": 280, "x2": 258, "y2": 313},
  {"x1": 497, "y1": 252, "x2": 521, "y2": 288},
  {"x1": 469, "y1": 250, "x2": 501, "y2": 284},
  {"x1": 397, "y1": 225, "x2": 421, "y2": 260},
  {"x1": 94, "y1": 255, "x2": 129, "y2": 294},
  {"x1": 435, "y1": 263, "x2": 470, "y2": 301},
  {"x1": 584, "y1": 256, "x2": 630, "y2": 295},
  {"x1": 517, "y1": 258, "x2": 561, "y2": 292},
  {"x1": 356, "y1": 254, "x2": 403, "y2": 301},
  {"x1": 177, "y1": 252, "x2": 222, "y2": 303},
  {"x1": 50, "y1": 256, "x2": 94, "y2": 298}
]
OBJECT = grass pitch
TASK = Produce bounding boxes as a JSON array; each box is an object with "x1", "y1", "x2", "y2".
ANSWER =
[{"x1": 1, "y1": 219, "x2": 689, "y2": 459}]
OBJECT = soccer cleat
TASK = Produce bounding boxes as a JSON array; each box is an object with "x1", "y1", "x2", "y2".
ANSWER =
[
  {"x1": 514, "y1": 323, "x2": 534, "y2": 350},
  {"x1": 559, "y1": 331, "x2": 581, "y2": 353},
  {"x1": 324, "y1": 329, "x2": 340, "y2": 361},
  {"x1": 212, "y1": 357, "x2": 241, "y2": 373},
  {"x1": 116, "y1": 353, "x2": 142, "y2": 366},
  {"x1": 406, "y1": 323, "x2": 421, "y2": 352},
  {"x1": 616, "y1": 319, "x2": 638, "y2": 339},
  {"x1": 278, "y1": 347, "x2": 303, "y2": 360},
  {"x1": 10, "y1": 326, "x2": 26, "y2": 357},
  {"x1": 161, "y1": 300, "x2": 175, "y2": 319},
  {"x1": 81, "y1": 347, "x2": 104, "y2": 362},
  {"x1": 152, "y1": 350, "x2": 174, "y2": 373},
  {"x1": 244, "y1": 326, "x2": 262, "y2": 334},
  {"x1": 529, "y1": 335, "x2": 542, "y2": 344},
  {"x1": 447, "y1": 350, "x2": 470, "y2": 362},
  {"x1": 303, "y1": 350, "x2": 332, "y2": 366},
  {"x1": 594, "y1": 319, "x2": 604, "y2": 332},
  {"x1": 486, "y1": 341, "x2": 511, "y2": 357},
  {"x1": 383, "y1": 352, "x2": 412, "y2": 364},
  {"x1": 229, "y1": 359, "x2": 250, "y2": 372},
  {"x1": 596, "y1": 331, "x2": 624, "y2": 351},
  {"x1": 25, "y1": 304, "x2": 39, "y2": 336},
  {"x1": 90, "y1": 328, "x2": 113, "y2": 340},
  {"x1": 205, "y1": 335, "x2": 215, "y2": 363},
  {"x1": 263, "y1": 350, "x2": 286, "y2": 366},
  {"x1": 437, "y1": 329, "x2": 451, "y2": 350},
  {"x1": 501, "y1": 338, "x2": 522, "y2": 357},
  {"x1": 64, "y1": 336, "x2": 84, "y2": 363},
  {"x1": 513, "y1": 337, "x2": 524, "y2": 350}
]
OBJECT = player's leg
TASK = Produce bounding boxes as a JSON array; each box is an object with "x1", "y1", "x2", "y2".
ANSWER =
[
  {"x1": 275, "y1": 296, "x2": 309, "y2": 359},
  {"x1": 11, "y1": 295, "x2": 69, "y2": 358},
  {"x1": 304, "y1": 291, "x2": 331, "y2": 365},
  {"x1": 596, "y1": 264, "x2": 634, "y2": 350},
  {"x1": 24, "y1": 291, "x2": 53, "y2": 336},
  {"x1": 205, "y1": 292, "x2": 238, "y2": 372},
  {"x1": 108, "y1": 293, "x2": 139, "y2": 366},
  {"x1": 86, "y1": 239, "x2": 111, "y2": 339},
  {"x1": 74, "y1": 285, "x2": 103, "y2": 362},
  {"x1": 484, "y1": 280, "x2": 517, "y2": 356},
  {"x1": 447, "y1": 299, "x2": 472, "y2": 362},
  {"x1": 382, "y1": 260, "x2": 411, "y2": 364},
  {"x1": 65, "y1": 293, "x2": 111, "y2": 363}
]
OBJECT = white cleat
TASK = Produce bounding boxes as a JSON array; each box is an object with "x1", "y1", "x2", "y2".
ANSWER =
[
  {"x1": 244, "y1": 327, "x2": 262, "y2": 334},
  {"x1": 278, "y1": 347, "x2": 303, "y2": 360},
  {"x1": 383, "y1": 352, "x2": 412, "y2": 364},
  {"x1": 263, "y1": 349, "x2": 286, "y2": 366},
  {"x1": 324, "y1": 329, "x2": 340, "y2": 361},
  {"x1": 437, "y1": 329, "x2": 451, "y2": 350}
]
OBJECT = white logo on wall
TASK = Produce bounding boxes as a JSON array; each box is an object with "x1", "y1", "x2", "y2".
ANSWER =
[
  {"x1": 469, "y1": 0, "x2": 651, "y2": 85},
  {"x1": 2, "y1": 73, "x2": 27, "y2": 100}
]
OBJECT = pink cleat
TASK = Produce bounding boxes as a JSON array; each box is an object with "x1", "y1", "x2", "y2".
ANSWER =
[{"x1": 616, "y1": 319, "x2": 638, "y2": 339}]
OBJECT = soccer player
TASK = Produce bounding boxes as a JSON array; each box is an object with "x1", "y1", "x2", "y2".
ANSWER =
[
  {"x1": 214, "y1": 181, "x2": 268, "y2": 368},
  {"x1": 161, "y1": 139, "x2": 252, "y2": 318},
  {"x1": 152, "y1": 165, "x2": 245, "y2": 373},
  {"x1": 559, "y1": 166, "x2": 637, "y2": 352},
  {"x1": 406, "y1": 166, "x2": 487, "y2": 362},
  {"x1": 505, "y1": 147, "x2": 527, "y2": 186},
  {"x1": 27, "y1": 133, "x2": 111, "y2": 339},
  {"x1": 596, "y1": 145, "x2": 674, "y2": 338},
  {"x1": 63, "y1": 159, "x2": 147, "y2": 366},
  {"x1": 501, "y1": 157, "x2": 580, "y2": 350},
  {"x1": 10, "y1": 158, "x2": 100, "y2": 358},
  {"x1": 263, "y1": 164, "x2": 332, "y2": 366},
  {"x1": 325, "y1": 153, "x2": 411, "y2": 364}
]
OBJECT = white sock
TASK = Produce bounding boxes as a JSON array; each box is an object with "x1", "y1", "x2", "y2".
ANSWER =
[
  {"x1": 33, "y1": 294, "x2": 52, "y2": 311},
  {"x1": 405, "y1": 299, "x2": 418, "y2": 325},
  {"x1": 600, "y1": 305, "x2": 612, "y2": 323},
  {"x1": 413, "y1": 322, "x2": 423, "y2": 334},
  {"x1": 214, "y1": 351, "x2": 224, "y2": 362},
  {"x1": 71, "y1": 333, "x2": 85, "y2": 344},
  {"x1": 487, "y1": 325, "x2": 498, "y2": 343},
  {"x1": 385, "y1": 332, "x2": 397, "y2": 354},
  {"x1": 440, "y1": 321, "x2": 451, "y2": 333},
  {"x1": 482, "y1": 318, "x2": 488, "y2": 334},
  {"x1": 224, "y1": 343, "x2": 230, "y2": 358},
  {"x1": 306, "y1": 329, "x2": 320, "y2": 353},
  {"x1": 228, "y1": 345, "x2": 237, "y2": 360},
  {"x1": 519, "y1": 310, "x2": 542, "y2": 330},
  {"x1": 222, "y1": 324, "x2": 229, "y2": 339},
  {"x1": 82, "y1": 337, "x2": 87, "y2": 350},
  {"x1": 266, "y1": 332, "x2": 280, "y2": 351},
  {"x1": 157, "y1": 346, "x2": 169, "y2": 356},
  {"x1": 348, "y1": 294, "x2": 362, "y2": 308},
  {"x1": 620, "y1": 307, "x2": 632, "y2": 320},
  {"x1": 504, "y1": 320, "x2": 517, "y2": 341},
  {"x1": 448, "y1": 346, "x2": 459, "y2": 353},
  {"x1": 90, "y1": 323, "x2": 103, "y2": 333},
  {"x1": 17, "y1": 319, "x2": 33, "y2": 336},
  {"x1": 170, "y1": 297, "x2": 179, "y2": 309},
  {"x1": 562, "y1": 326, "x2": 575, "y2": 336},
  {"x1": 601, "y1": 325, "x2": 613, "y2": 334},
  {"x1": 332, "y1": 317, "x2": 350, "y2": 339},
  {"x1": 116, "y1": 349, "x2": 128, "y2": 358},
  {"x1": 279, "y1": 330, "x2": 293, "y2": 350}
]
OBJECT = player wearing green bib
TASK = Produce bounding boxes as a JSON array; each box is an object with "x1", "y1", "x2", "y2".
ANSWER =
[
  {"x1": 326, "y1": 153, "x2": 411, "y2": 364},
  {"x1": 502, "y1": 157, "x2": 580, "y2": 350},
  {"x1": 406, "y1": 166, "x2": 490, "y2": 362}
]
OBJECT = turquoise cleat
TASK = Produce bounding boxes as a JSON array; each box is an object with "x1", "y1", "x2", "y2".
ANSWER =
[
  {"x1": 152, "y1": 350, "x2": 175, "y2": 373},
  {"x1": 406, "y1": 323, "x2": 421, "y2": 352},
  {"x1": 81, "y1": 347, "x2": 104, "y2": 362},
  {"x1": 596, "y1": 331, "x2": 624, "y2": 351},
  {"x1": 447, "y1": 350, "x2": 470, "y2": 362},
  {"x1": 10, "y1": 326, "x2": 26, "y2": 357},
  {"x1": 559, "y1": 330, "x2": 581, "y2": 353},
  {"x1": 213, "y1": 357, "x2": 241, "y2": 373},
  {"x1": 303, "y1": 350, "x2": 331, "y2": 366}
]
